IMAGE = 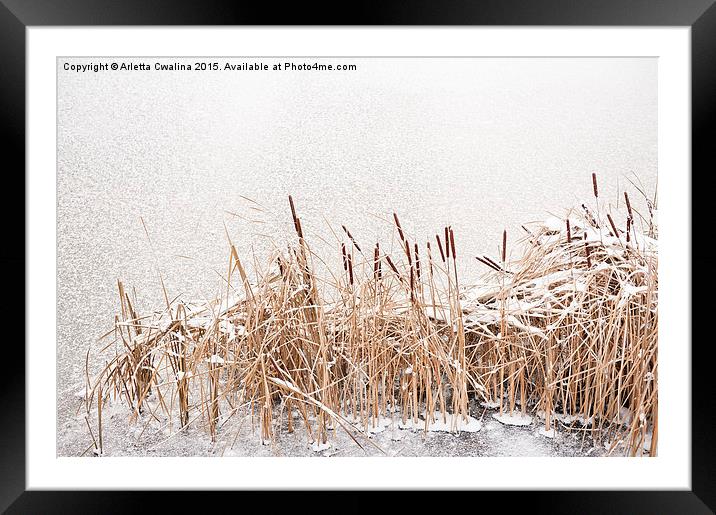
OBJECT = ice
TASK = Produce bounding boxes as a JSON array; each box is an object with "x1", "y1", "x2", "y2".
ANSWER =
[
  {"x1": 424, "y1": 413, "x2": 482, "y2": 433},
  {"x1": 493, "y1": 411, "x2": 533, "y2": 427},
  {"x1": 311, "y1": 440, "x2": 331, "y2": 452},
  {"x1": 537, "y1": 426, "x2": 557, "y2": 439},
  {"x1": 398, "y1": 413, "x2": 482, "y2": 433}
]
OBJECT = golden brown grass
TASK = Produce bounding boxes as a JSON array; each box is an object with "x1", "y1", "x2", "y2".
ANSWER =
[{"x1": 83, "y1": 177, "x2": 658, "y2": 457}]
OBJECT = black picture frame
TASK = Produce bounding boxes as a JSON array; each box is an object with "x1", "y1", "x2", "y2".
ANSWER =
[{"x1": 2, "y1": 1, "x2": 712, "y2": 512}]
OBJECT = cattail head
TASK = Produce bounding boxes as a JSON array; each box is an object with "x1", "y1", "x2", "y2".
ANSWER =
[
  {"x1": 476, "y1": 255, "x2": 500, "y2": 272},
  {"x1": 414, "y1": 243, "x2": 421, "y2": 280},
  {"x1": 435, "y1": 234, "x2": 446, "y2": 263},
  {"x1": 342, "y1": 225, "x2": 362, "y2": 252},
  {"x1": 502, "y1": 230, "x2": 507, "y2": 263},
  {"x1": 566, "y1": 219, "x2": 572, "y2": 243},
  {"x1": 374, "y1": 243, "x2": 381, "y2": 280},
  {"x1": 484, "y1": 255, "x2": 503, "y2": 272},
  {"x1": 584, "y1": 242, "x2": 592, "y2": 267},
  {"x1": 288, "y1": 195, "x2": 303, "y2": 238},
  {"x1": 426, "y1": 241, "x2": 434, "y2": 273},
  {"x1": 444, "y1": 227, "x2": 451, "y2": 259},
  {"x1": 385, "y1": 254, "x2": 399, "y2": 276},
  {"x1": 592, "y1": 173, "x2": 599, "y2": 198},
  {"x1": 606, "y1": 213, "x2": 619, "y2": 239},
  {"x1": 288, "y1": 194, "x2": 297, "y2": 220},
  {"x1": 624, "y1": 191, "x2": 633, "y2": 219},
  {"x1": 341, "y1": 243, "x2": 348, "y2": 271},
  {"x1": 626, "y1": 217, "x2": 632, "y2": 243},
  {"x1": 347, "y1": 253, "x2": 354, "y2": 286},
  {"x1": 393, "y1": 213, "x2": 405, "y2": 243},
  {"x1": 449, "y1": 227, "x2": 456, "y2": 260}
]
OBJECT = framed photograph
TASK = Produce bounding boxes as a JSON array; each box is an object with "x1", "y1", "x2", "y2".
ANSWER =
[{"x1": 4, "y1": 0, "x2": 712, "y2": 511}]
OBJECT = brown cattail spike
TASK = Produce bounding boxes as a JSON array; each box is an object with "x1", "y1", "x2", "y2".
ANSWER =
[
  {"x1": 502, "y1": 230, "x2": 507, "y2": 263},
  {"x1": 435, "y1": 234, "x2": 446, "y2": 262},
  {"x1": 341, "y1": 243, "x2": 348, "y2": 271},
  {"x1": 393, "y1": 213, "x2": 405, "y2": 242},
  {"x1": 476, "y1": 256, "x2": 501, "y2": 272},
  {"x1": 626, "y1": 217, "x2": 631, "y2": 243},
  {"x1": 449, "y1": 227, "x2": 456, "y2": 260},
  {"x1": 342, "y1": 225, "x2": 362, "y2": 252},
  {"x1": 592, "y1": 173, "x2": 599, "y2": 198},
  {"x1": 288, "y1": 195, "x2": 297, "y2": 221},
  {"x1": 288, "y1": 195, "x2": 303, "y2": 238},
  {"x1": 347, "y1": 254, "x2": 354, "y2": 285},
  {"x1": 484, "y1": 255, "x2": 503, "y2": 272},
  {"x1": 414, "y1": 243, "x2": 421, "y2": 280},
  {"x1": 624, "y1": 191, "x2": 633, "y2": 219},
  {"x1": 385, "y1": 254, "x2": 399, "y2": 275},
  {"x1": 444, "y1": 227, "x2": 451, "y2": 259},
  {"x1": 585, "y1": 243, "x2": 592, "y2": 267},
  {"x1": 374, "y1": 244, "x2": 380, "y2": 279},
  {"x1": 606, "y1": 213, "x2": 620, "y2": 239},
  {"x1": 566, "y1": 219, "x2": 572, "y2": 243}
]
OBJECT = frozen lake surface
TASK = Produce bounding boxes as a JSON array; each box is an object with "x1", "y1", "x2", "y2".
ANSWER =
[{"x1": 57, "y1": 57, "x2": 657, "y2": 456}]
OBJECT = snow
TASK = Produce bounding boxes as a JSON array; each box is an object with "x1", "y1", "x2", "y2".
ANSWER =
[
  {"x1": 543, "y1": 216, "x2": 566, "y2": 232},
  {"x1": 219, "y1": 320, "x2": 235, "y2": 339},
  {"x1": 311, "y1": 440, "x2": 331, "y2": 452},
  {"x1": 62, "y1": 392, "x2": 621, "y2": 458},
  {"x1": 493, "y1": 411, "x2": 533, "y2": 427},
  {"x1": 555, "y1": 413, "x2": 594, "y2": 427},
  {"x1": 506, "y1": 315, "x2": 547, "y2": 339},
  {"x1": 615, "y1": 407, "x2": 633, "y2": 426},
  {"x1": 268, "y1": 377, "x2": 295, "y2": 390},
  {"x1": 424, "y1": 413, "x2": 482, "y2": 433},
  {"x1": 348, "y1": 415, "x2": 393, "y2": 435},
  {"x1": 642, "y1": 431, "x2": 654, "y2": 452},
  {"x1": 537, "y1": 426, "x2": 557, "y2": 439},
  {"x1": 397, "y1": 413, "x2": 482, "y2": 433}
]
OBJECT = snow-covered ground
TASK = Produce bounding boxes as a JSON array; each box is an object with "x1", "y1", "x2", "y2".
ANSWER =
[{"x1": 58, "y1": 395, "x2": 615, "y2": 458}]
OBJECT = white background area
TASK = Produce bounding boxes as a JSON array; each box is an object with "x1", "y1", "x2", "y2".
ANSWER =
[{"x1": 28, "y1": 27, "x2": 690, "y2": 489}]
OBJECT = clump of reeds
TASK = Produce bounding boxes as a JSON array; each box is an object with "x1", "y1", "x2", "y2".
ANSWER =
[
  {"x1": 83, "y1": 175, "x2": 657, "y2": 457},
  {"x1": 466, "y1": 175, "x2": 657, "y2": 455}
]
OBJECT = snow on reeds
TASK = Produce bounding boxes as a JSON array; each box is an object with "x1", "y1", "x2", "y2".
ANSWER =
[{"x1": 83, "y1": 178, "x2": 657, "y2": 457}]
